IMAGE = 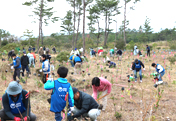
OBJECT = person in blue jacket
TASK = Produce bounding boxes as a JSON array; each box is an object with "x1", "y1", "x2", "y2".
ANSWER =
[
  {"x1": 146, "y1": 45, "x2": 150, "y2": 57},
  {"x1": 69, "y1": 53, "x2": 75, "y2": 67},
  {"x1": 74, "y1": 54, "x2": 82, "y2": 75},
  {"x1": 132, "y1": 59, "x2": 145, "y2": 83},
  {"x1": 107, "y1": 61, "x2": 116, "y2": 68},
  {"x1": 9, "y1": 54, "x2": 21, "y2": 81},
  {"x1": 44, "y1": 66, "x2": 74, "y2": 121},
  {"x1": 151, "y1": 63, "x2": 165, "y2": 86}
]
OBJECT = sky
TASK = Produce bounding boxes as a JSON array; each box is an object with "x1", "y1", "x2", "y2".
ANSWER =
[{"x1": 0, "y1": 0, "x2": 176, "y2": 38}]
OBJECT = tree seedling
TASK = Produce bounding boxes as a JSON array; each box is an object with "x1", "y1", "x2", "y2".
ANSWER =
[
  {"x1": 105, "y1": 76, "x2": 107, "y2": 79},
  {"x1": 88, "y1": 73, "x2": 90, "y2": 76},
  {"x1": 71, "y1": 72, "x2": 74, "y2": 75},
  {"x1": 82, "y1": 79, "x2": 85, "y2": 82}
]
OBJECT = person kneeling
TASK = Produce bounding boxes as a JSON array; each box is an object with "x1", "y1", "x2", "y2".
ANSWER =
[
  {"x1": 0, "y1": 81, "x2": 36, "y2": 121},
  {"x1": 68, "y1": 87, "x2": 103, "y2": 121}
]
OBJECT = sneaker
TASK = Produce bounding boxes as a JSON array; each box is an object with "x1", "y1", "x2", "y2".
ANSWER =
[
  {"x1": 140, "y1": 80, "x2": 142, "y2": 83},
  {"x1": 98, "y1": 104, "x2": 103, "y2": 110},
  {"x1": 156, "y1": 81, "x2": 163, "y2": 85}
]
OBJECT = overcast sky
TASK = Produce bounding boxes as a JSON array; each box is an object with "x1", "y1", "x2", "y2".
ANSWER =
[{"x1": 0, "y1": 0, "x2": 176, "y2": 38}]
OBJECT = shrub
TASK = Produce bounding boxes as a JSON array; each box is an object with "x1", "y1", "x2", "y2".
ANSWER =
[
  {"x1": 56, "y1": 51, "x2": 70, "y2": 64},
  {"x1": 115, "y1": 40, "x2": 125, "y2": 49},
  {"x1": 0, "y1": 43, "x2": 20, "y2": 54},
  {"x1": 114, "y1": 111, "x2": 122, "y2": 119},
  {"x1": 1, "y1": 40, "x2": 8, "y2": 46}
]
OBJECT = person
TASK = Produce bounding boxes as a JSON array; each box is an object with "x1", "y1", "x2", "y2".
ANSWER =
[
  {"x1": 74, "y1": 54, "x2": 82, "y2": 75},
  {"x1": 52, "y1": 46, "x2": 56, "y2": 54},
  {"x1": 32, "y1": 46, "x2": 35, "y2": 52},
  {"x1": 138, "y1": 50, "x2": 143, "y2": 56},
  {"x1": 134, "y1": 45, "x2": 138, "y2": 55},
  {"x1": 68, "y1": 87, "x2": 103, "y2": 121},
  {"x1": 44, "y1": 66, "x2": 74, "y2": 121},
  {"x1": 74, "y1": 48, "x2": 80, "y2": 56},
  {"x1": 107, "y1": 61, "x2": 116, "y2": 68},
  {"x1": 40, "y1": 54, "x2": 50, "y2": 83},
  {"x1": 31, "y1": 51, "x2": 36, "y2": 64},
  {"x1": 0, "y1": 81, "x2": 36, "y2": 121},
  {"x1": 132, "y1": 59, "x2": 145, "y2": 82},
  {"x1": 23, "y1": 48, "x2": 26, "y2": 53},
  {"x1": 146, "y1": 45, "x2": 150, "y2": 57},
  {"x1": 21, "y1": 52, "x2": 30, "y2": 77},
  {"x1": 46, "y1": 51, "x2": 51, "y2": 63},
  {"x1": 92, "y1": 77, "x2": 112, "y2": 111},
  {"x1": 38, "y1": 47, "x2": 44, "y2": 62},
  {"x1": 69, "y1": 53, "x2": 75, "y2": 67},
  {"x1": 151, "y1": 63, "x2": 165, "y2": 85},
  {"x1": 27, "y1": 52, "x2": 35, "y2": 68},
  {"x1": 109, "y1": 49, "x2": 114, "y2": 57},
  {"x1": 9, "y1": 54, "x2": 21, "y2": 81},
  {"x1": 116, "y1": 49, "x2": 122, "y2": 61},
  {"x1": 8, "y1": 50, "x2": 14, "y2": 60},
  {"x1": 28, "y1": 47, "x2": 32, "y2": 53},
  {"x1": 90, "y1": 48, "x2": 96, "y2": 57},
  {"x1": 98, "y1": 49, "x2": 103, "y2": 56},
  {"x1": 46, "y1": 48, "x2": 50, "y2": 54},
  {"x1": 43, "y1": 46, "x2": 46, "y2": 54}
]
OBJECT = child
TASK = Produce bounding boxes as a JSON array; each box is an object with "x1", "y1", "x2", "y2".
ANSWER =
[
  {"x1": 44, "y1": 66, "x2": 74, "y2": 121},
  {"x1": 107, "y1": 61, "x2": 116, "y2": 68}
]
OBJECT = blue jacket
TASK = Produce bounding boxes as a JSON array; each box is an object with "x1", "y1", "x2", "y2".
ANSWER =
[
  {"x1": 13, "y1": 57, "x2": 21, "y2": 69},
  {"x1": 69, "y1": 55, "x2": 74, "y2": 61},
  {"x1": 135, "y1": 60, "x2": 141, "y2": 69},
  {"x1": 44, "y1": 78, "x2": 74, "y2": 111},
  {"x1": 74, "y1": 56, "x2": 82, "y2": 63},
  {"x1": 147, "y1": 46, "x2": 150, "y2": 51},
  {"x1": 42, "y1": 59, "x2": 50, "y2": 74},
  {"x1": 109, "y1": 62, "x2": 116, "y2": 68}
]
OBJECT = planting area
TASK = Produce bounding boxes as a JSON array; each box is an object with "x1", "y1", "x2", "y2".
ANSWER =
[{"x1": 0, "y1": 49, "x2": 176, "y2": 121}]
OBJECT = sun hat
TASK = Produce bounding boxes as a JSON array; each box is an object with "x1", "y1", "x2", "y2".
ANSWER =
[
  {"x1": 6, "y1": 81, "x2": 22, "y2": 95},
  {"x1": 72, "y1": 87, "x2": 79, "y2": 94}
]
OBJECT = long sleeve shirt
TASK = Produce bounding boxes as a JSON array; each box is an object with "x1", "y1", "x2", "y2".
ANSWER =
[
  {"x1": 156, "y1": 64, "x2": 164, "y2": 73},
  {"x1": 10, "y1": 57, "x2": 20, "y2": 68},
  {"x1": 92, "y1": 77, "x2": 112, "y2": 100}
]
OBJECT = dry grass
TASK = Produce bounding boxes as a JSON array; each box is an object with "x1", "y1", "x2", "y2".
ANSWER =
[{"x1": 0, "y1": 49, "x2": 176, "y2": 121}]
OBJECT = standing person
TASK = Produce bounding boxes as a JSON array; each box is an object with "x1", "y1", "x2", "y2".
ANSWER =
[
  {"x1": 134, "y1": 45, "x2": 138, "y2": 55},
  {"x1": 44, "y1": 66, "x2": 74, "y2": 121},
  {"x1": 28, "y1": 47, "x2": 32, "y2": 53},
  {"x1": 31, "y1": 51, "x2": 36, "y2": 64},
  {"x1": 107, "y1": 61, "x2": 116, "y2": 68},
  {"x1": 32, "y1": 46, "x2": 35, "y2": 52},
  {"x1": 69, "y1": 53, "x2": 75, "y2": 67},
  {"x1": 132, "y1": 59, "x2": 145, "y2": 83},
  {"x1": 92, "y1": 77, "x2": 112, "y2": 111},
  {"x1": 74, "y1": 54, "x2": 82, "y2": 75},
  {"x1": 74, "y1": 48, "x2": 80, "y2": 56},
  {"x1": 116, "y1": 49, "x2": 122, "y2": 61},
  {"x1": 43, "y1": 46, "x2": 46, "y2": 54},
  {"x1": 38, "y1": 47, "x2": 44, "y2": 62},
  {"x1": 40, "y1": 54, "x2": 50, "y2": 83},
  {"x1": 67, "y1": 87, "x2": 103, "y2": 121},
  {"x1": 0, "y1": 81, "x2": 37, "y2": 121},
  {"x1": 8, "y1": 50, "x2": 14, "y2": 60},
  {"x1": 9, "y1": 54, "x2": 21, "y2": 81},
  {"x1": 21, "y1": 52, "x2": 30, "y2": 77},
  {"x1": 27, "y1": 52, "x2": 35, "y2": 68},
  {"x1": 151, "y1": 63, "x2": 165, "y2": 85},
  {"x1": 46, "y1": 51, "x2": 51, "y2": 63},
  {"x1": 90, "y1": 48, "x2": 96, "y2": 57},
  {"x1": 52, "y1": 46, "x2": 56, "y2": 54},
  {"x1": 23, "y1": 48, "x2": 26, "y2": 53},
  {"x1": 146, "y1": 45, "x2": 150, "y2": 57}
]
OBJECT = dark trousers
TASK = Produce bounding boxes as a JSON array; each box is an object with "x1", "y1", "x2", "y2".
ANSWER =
[
  {"x1": 147, "y1": 50, "x2": 150, "y2": 56},
  {"x1": 8, "y1": 55, "x2": 12, "y2": 60},
  {"x1": 0, "y1": 109, "x2": 36, "y2": 121},
  {"x1": 22, "y1": 65, "x2": 30, "y2": 77},
  {"x1": 13, "y1": 68, "x2": 21, "y2": 81},
  {"x1": 42, "y1": 73, "x2": 50, "y2": 84}
]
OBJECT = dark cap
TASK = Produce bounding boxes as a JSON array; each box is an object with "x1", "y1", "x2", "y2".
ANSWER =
[
  {"x1": 23, "y1": 51, "x2": 26, "y2": 54},
  {"x1": 135, "y1": 59, "x2": 138, "y2": 63},
  {"x1": 72, "y1": 87, "x2": 78, "y2": 94}
]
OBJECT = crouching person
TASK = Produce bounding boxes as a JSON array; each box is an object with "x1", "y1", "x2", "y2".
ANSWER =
[
  {"x1": 0, "y1": 81, "x2": 36, "y2": 121},
  {"x1": 68, "y1": 87, "x2": 103, "y2": 121}
]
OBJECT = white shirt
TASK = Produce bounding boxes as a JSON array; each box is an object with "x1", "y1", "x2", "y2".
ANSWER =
[{"x1": 157, "y1": 64, "x2": 164, "y2": 73}]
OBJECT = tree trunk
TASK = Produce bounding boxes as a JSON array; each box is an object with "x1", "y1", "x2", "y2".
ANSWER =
[
  {"x1": 97, "y1": 20, "x2": 100, "y2": 47},
  {"x1": 82, "y1": 0, "x2": 85, "y2": 55},
  {"x1": 124, "y1": 0, "x2": 126, "y2": 45},
  {"x1": 104, "y1": 12, "x2": 108, "y2": 46},
  {"x1": 75, "y1": 4, "x2": 81, "y2": 48},
  {"x1": 37, "y1": 20, "x2": 41, "y2": 50},
  {"x1": 72, "y1": 0, "x2": 76, "y2": 50},
  {"x1": 41, "y1": 0, "x2": 44, "y2": 45}
]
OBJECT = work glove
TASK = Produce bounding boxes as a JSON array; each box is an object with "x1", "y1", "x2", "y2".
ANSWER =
[
  {"x1": 11, "y1": 66, "x2": 14, "y2": 70},
  {"x1": 23, "y1": 116, "x2": 29, "y2": 121},
  {"x1": 14, "y1": 117, "x2": 21, "y2": 121},
  {"x1": 143, "y1": 68, "x2": 145, "y2": 70},
  {"x1": 70, "y1": 107, "x2": 74, "y2": 112},
  {"x1": 39, "y1": 69, "x2": 42, "y2": 72}
]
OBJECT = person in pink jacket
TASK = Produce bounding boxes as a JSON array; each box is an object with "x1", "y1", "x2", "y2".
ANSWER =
[{"x1": 92, "y1": 77, "x2": 112, "y2": 110}]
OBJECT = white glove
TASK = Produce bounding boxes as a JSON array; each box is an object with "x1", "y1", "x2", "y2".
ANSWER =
[
  {"x1": 11, "y1": 66, "x2": 14, "y2": 69},
  {"x1": 39, "y1": 69, "x2": 42, "y2": 72},
  {"x1": 130, "y1": 68, "x2": 132, "y2": 70},
  {"x1": 70, "y1": 107, "x2": 74, "y2": 112},
  {"x1": 143, "y1": 68, "x2": 145, "y2": 70},
  {"x1": 8, "y1": 64, "x2": 10, "y2": 66}
]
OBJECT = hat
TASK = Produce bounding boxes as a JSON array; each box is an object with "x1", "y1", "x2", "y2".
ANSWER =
[
  {"x1": 6, "y1": 81, "x2": 22, "y2": 95},
  {"x1": 135, "y1": 59, "x2": 138, "y2": 63},
  {"x1": 72, "y1": 87, "x2": 78, "y2": 94},
  {"x1": 75, "y1": 48, "x2": 77, "y2": 50},
  {"x1": 23, "y1": 51, "x2": 26, "y2": 54}
]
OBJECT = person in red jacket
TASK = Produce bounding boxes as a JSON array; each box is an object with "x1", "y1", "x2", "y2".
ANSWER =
[
  {"x1": 92, "y1": 77, "x2": 112, "y2": 111},
  {"x1": 31, "y1": 51, "x2": 36, "y2": 64}
]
